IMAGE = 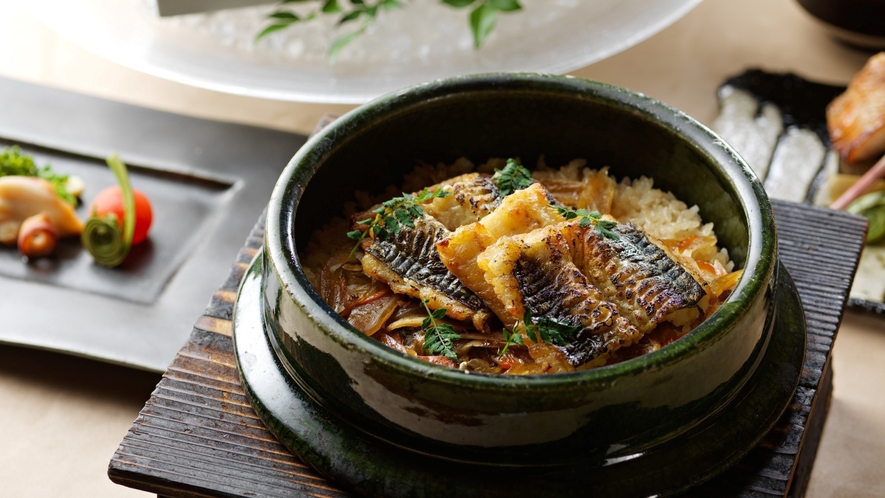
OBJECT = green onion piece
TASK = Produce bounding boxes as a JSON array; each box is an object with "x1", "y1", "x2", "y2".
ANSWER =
[{"x1": 81, "y1": 155, "x2": 135, "y2": 267}]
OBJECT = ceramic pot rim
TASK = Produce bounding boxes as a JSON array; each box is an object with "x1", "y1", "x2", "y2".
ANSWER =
[{"x1": 266, "y1": 72, "x2": 776, "y2": 390}]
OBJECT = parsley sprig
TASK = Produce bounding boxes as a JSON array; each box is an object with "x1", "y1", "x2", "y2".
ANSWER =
[
  {"x1": 346, "y1": 187, "x2": 449, "y2": 258},
  {"x1": 498, "y1": 309, "x2": 580, "y2": 356},
  {"x1": 555, "y1": 206, "x2": 620, "y2": 241},
  {"x1": 258, "y1": 0, "x2": 522, "y2": 62},
  {"x1": 493, "y1": 158, "x2": 534, "y2": 196},
  {"x1": 420, "y1": 299, "x2": 461, "y2": 362}
]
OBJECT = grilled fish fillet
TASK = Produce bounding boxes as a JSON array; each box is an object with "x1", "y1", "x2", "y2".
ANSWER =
[
  {"x1": 828, "y1": 52, "x2": 885, "y2": 166},
  {"x1": 477, "y1": 220, "x2": 706, "y2": 365},
  {"x1": 436, "y1": 183, "x2": 565, "y2": 328},
  {"x1": 422, "y1": 173, "x2": 503, "y2": 231},
  {"x1": 477, "y1": 223, "x2": 640, "y2": 366},
  {"x1": 360, "y1": 215, "x2": 493, "y2": 330},
  {"x1": 564, "y1": 221, "x2": 706, "y2": 331}
]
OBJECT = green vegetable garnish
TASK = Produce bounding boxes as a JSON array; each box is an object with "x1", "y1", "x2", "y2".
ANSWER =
[
  {"x1": 492, "y1": 158, "x2": 534, "y2": 196},
  {"x1": 847, "y1": 191, "x2": 885, "y2": 244},
  {"x1": 0, "y1": 146, "x2": 77, "y2": 205},
  {"x1": 420, "y1": 299, "x2": 461, "y2": 362},
  {"x1": 498, "y1": 308, "x2": 580, "y2": 356},
  {"x1": 257, "y1": 0, "x2": 522, "y2": 61},
  {"x1": 555, "y1": 205, "x2": 621, "y2": 241},
  {"x1": 81, "y1": 155, "x2": 136, "y2": 268},
  {"x1": 346, "y1": 187, "x2": 449, "y2": 258}
]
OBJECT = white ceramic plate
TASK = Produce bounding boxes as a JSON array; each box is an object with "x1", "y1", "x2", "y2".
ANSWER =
[{"x1": 30, "y1": 0, "x2": 701, "y2": 104}]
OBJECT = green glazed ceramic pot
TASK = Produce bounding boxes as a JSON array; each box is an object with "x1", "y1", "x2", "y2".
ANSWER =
[{"x1": 259, "y1": 74, "x2": 777, "y2": 465}]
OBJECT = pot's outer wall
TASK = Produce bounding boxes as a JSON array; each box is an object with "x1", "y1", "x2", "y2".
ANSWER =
[{"x1": 264, "y1": 74, "x2": 776, "y2": 457}]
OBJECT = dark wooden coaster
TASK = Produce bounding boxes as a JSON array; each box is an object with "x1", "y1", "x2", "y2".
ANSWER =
[{"x1": 107, "y1": 200, "x2": 867, "y2": 498}]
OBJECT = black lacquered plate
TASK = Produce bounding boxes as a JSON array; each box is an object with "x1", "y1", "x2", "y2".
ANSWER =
[{"x1": 715, "y1": 69, "x2": 884, "y2": 314}]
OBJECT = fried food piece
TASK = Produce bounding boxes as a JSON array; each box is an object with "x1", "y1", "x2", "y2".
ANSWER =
[
  {"x1": 361, "y1": 215, "x2": 493, "y2": 331},
  {"x1": 828, "y1": 52, "x2": 885, "y2": 166},
  {"x1": 0, "y1": 176, "x2": 83, "y2": 244},
  {"x1": 436, "y1": 183, "x2": 565, "y2": 328},
  {"x1": 476, "y1": 221, "x2": 706, "y2": 366}
]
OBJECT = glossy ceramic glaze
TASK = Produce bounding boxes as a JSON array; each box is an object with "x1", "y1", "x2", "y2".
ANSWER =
[{"x1": 259, "y1": 74, "x2": 777, "y2": 462}]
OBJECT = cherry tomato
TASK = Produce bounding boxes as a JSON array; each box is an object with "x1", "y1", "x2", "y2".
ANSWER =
[{"x1": 89, "y1": 185, "x2": 153, "y2": 245}]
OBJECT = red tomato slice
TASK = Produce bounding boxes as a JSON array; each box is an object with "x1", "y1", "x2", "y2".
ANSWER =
[{"x1": 89, "y1": 185, "x2": 153, "y2": 245}]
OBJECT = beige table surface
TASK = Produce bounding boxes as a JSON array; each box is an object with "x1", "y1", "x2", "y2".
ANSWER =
[{"x1": 1, "y1": 0, "x2": 883, "y2": 496}]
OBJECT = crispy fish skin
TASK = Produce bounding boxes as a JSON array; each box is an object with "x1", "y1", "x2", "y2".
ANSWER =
[
  {"x1": 360, "y1": 215, "x2": 493, "y2": 330},
  {"x1": 478, "y1": 224, "x2": 641, "y2": 366},
  {"x1": 436, "y1": 183, "x2": 565, "y2": 328},
  {"x1": 422, "y1": 173, "x2": 503, "y2": 231},
  {"x1": 827, "y1": 52, "x2": 885, "y2": 166},
  {"x1": 564, "y1": 221, "x2": 706, "y2": 332},
  {"x1": 514, "y1": 232, "x2": 642, "y2": 366},
  {"x1": 477, "y1": 220, "x2": 705, "y2": 366}
]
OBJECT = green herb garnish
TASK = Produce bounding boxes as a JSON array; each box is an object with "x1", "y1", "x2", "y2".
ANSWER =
[
  {"x1": 0, "y1": 146, "x2": 76, "y2": 206},
  {"x1": 493, "y1": 158, "x2": 534, "y2": 196},
  {"x1": 555, "y1": 206, "x2": 621, "y2": 241},
  {"x1": 521, "y1": 309, "x2": 579, "y2": 346},
  {"x1": 498, "y1": 308, "x2": 580, "y2": 356},
  {"x1": 498, "y1": 326, "x2": 524, "y2": 356},
  {"x1": 346, "y1": 187, "x2": 449, "y2": 258},
  {"x1": 420, "y1": 299, "x2": 461, "y2": 362},
  {"x1": 81, "y1": 155, "x2": 135, "y2": 268},
  {"x1": 258, "y1": 0, "x2": 522, "y2": 61}
]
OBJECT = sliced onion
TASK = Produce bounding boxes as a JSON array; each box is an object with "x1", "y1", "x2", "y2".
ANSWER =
[{"x1": 347, "y1": 294, "x2": 400, "y2": 336}]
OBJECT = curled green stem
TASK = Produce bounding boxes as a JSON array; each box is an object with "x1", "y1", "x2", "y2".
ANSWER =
[{"x1": 81, "y1": 155, "x2": 135, "y2": 268}]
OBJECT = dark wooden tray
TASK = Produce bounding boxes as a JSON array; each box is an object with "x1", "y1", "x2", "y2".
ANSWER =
[{"x1": 107, "y1": 198, "x2": 866, "y2": 497}]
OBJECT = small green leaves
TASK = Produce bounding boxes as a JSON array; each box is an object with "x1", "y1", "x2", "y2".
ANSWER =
[
  {"x1": 489, "y1": 0, "x2": 521, "y2": 11},
  {"x1": 421, "y1": 300, "x2": 461, "y2": 361},
  {"x1": 555, "y1": 206, "x2": 621, "y2": 241},
  {"x1": 469, "y1": 3, "x2": 497, "y2": 48},
  {"x1": 442, "y1": 0, "x2": 521, "y2": 47},
  {"x1": 498, "y1": 308, "x2": 579, "y2": 357},
  {"x1": 441, "y1": 0, "x2": 475, "y2": 7},
  {"x1": 258, "y1": 0, "x2": 522, "y2": 57},
  {"x1": 321, "y1": 0, "x2": 342, "y2": 13},
  {"x1": 521, "y1": 309, "x2": 579, "y2": 347},
  {"x1": 498, "y1": 326, "x2": 524, "y2": 356},
  {"x1": 346, "y1": 187, "x2": 449, "y2": 257},
  {"x1": 493, "y1": 158, "x2": 534, "y2": 196}
]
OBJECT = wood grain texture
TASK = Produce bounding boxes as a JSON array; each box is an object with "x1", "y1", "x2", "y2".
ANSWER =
[{"x1": 107, "y1": 199, "x2": 867, "y2": 498}]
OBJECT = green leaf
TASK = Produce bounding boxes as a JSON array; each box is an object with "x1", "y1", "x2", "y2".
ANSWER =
[
  {"x1": 393, "y1": 208, "x2": 414, "y2": 227},
  {"x1": 536, "y1": 317, "x2": 580, "y2": 346},
  {"x1": 268, "y1": 11, "x2": 299, "y2": 20},
  {"x1": 490, "y1": 0, "x2": 521, "y2": 11},
  {"x1": 493, "y1": 158, "x2": 534, "y2": 196},
  {"x1": 346, "y1": 229, "x2": 363, "y2": 240},
  {"x1": 255, "y1": 23, "x2": 291, "y2": 40},
  {"x1": 469, "y1": 3, "x2": 497, "y2": 48},
  {"x1": 431, "y1": 308, "x2": 447, "y2": 319},
  {"x1": 381, "y1": 0, "x2": 403, "y2": 9},
  {"x1": 322, "y1": 0, "x2": 343, "y2": 13},
  {"x1": 338, "y1": 9, "x2": 362, "y2": 23},
  {"x1": 442, "y1": 0, "x2": 476, "y2": 7},
  {"x1": 423, "y1": 322, "x2": 460, "y2": 361},
  {"x1": 329, "y1": 26, "x2": 365, "y2": 63}
]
